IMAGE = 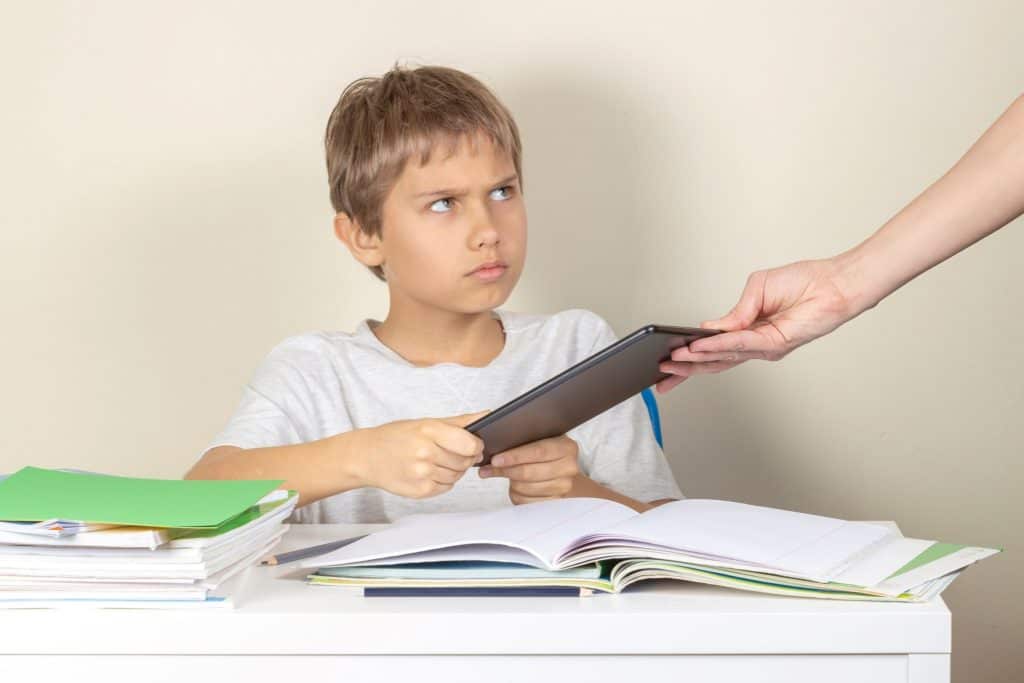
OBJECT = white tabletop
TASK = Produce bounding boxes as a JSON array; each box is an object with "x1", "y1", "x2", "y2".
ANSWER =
[{"x1": 0, "y1": 523, "x2": 951, "y2": 656}]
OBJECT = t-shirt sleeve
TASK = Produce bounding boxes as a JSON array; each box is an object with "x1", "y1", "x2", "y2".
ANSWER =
[
  {"x1": 567, "y1": 313, "x2": 684, "y2": 502},
  {"x1": 203, "y1": 340, "x2": 330, "y2": 454}
]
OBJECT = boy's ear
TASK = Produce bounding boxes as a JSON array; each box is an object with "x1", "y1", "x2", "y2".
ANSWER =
[{"x1": 333, "y1": 212, "x2": 384, "y2": 269}]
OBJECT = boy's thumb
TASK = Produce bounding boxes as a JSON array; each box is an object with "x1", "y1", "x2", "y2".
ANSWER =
[{"x1": 443, "y1": 411, "x2": 490, "y2": 428}]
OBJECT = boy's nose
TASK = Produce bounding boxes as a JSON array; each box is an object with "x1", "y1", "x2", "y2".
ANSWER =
[
  {"x1": 474, "y1": 230, "x2": 500, "y2": 249},
  {"x1": 469, "y1": 210, "x2": 501, "y2": 249}
]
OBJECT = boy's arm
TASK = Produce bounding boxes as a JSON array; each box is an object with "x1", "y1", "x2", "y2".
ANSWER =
[
  {"x1": 186, "y1": 433, "x2": 367, "y2": 506},
  {"x1": 187, "y1": 413, "x2": 487, "y2": 506},
  {"x1": 567, "y1": 474, "x2": 675, "y2": 512}
]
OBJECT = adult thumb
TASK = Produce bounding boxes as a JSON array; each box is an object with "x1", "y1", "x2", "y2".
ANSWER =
[{"x1": 703, "y1": 273, "x2": 764, "y2": 331}]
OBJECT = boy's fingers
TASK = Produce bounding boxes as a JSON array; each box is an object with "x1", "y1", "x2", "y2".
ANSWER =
[
  {"x1": 508, "y1": 481, "x2": 556, "y2": 497},
  {"x1": 426, "y1": 422, "x2": 485, "y2": 457},
  {"x1": 430, "y1": 465, "x2": 465, "y2": 485},
  {"x1": 482, "y1": 463, "x2": 542, "y2": 481},
  {"x1": 433, "y1": 447, "x2": 480, "y2": 471},
  {"x1": 484, "y1": 457, "x2": 576, "y2": 481},
  {"x1": 509, "y1": 493, "x2": 555, "y2": 505},
  {"x1": 489, "y1": 439, "x2": 564, "y2": 468}
]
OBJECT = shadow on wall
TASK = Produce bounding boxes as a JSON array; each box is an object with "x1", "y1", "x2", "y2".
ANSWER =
[
  {"x1": 502, "y1": 72, "x2": 651, "y2": 323},
  {"x1": 498, "y1": 69, "x2": 790, "y2": 501},
  {"x1": 34, "y1": 147, "x2": 345, "y2": 477}
]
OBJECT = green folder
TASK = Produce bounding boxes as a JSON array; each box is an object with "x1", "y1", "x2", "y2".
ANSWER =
[{"x1": 0, "y1": 467, "x2": 283, "y2": 528}]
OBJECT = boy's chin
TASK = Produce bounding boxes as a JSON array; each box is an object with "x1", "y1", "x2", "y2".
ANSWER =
[
  {"x1": 453, "y1": 298, "x2": 511, "y2": 316},
  {"x1": 444, "y1": 288, "x2": 514, "y2": 316}
]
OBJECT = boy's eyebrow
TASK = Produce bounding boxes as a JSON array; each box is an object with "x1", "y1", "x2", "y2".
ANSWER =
[{"x1": 413, "y1": 174, "x2": 519, "y2": 199}]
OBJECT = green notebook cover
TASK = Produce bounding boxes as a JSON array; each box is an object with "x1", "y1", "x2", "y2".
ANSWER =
[
  {"x1": 0, "y1": 467, "x2": 282, "y2": 528},
  {"x1": 173, "y1": 492, "x2": 297, "y2": 540}
]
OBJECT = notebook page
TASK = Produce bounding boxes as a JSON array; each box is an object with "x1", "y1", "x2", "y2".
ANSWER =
[
  {"x1": 336, "y1": 544, "x2": 546, "y2": 569},
  {"x1": 304, "y1": 498, "x2": 635, "y2": 570},
  {"x1": 567, "y1": 499, "x2": 891, "y2": 579}
]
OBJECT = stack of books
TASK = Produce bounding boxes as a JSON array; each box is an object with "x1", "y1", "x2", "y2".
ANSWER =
[
  {"x1": 301, "y1": 498, "x2": 1000, "y2": 600},
  {"x1": 0, "y1": 467, "x2": 296, "y2": 608}
]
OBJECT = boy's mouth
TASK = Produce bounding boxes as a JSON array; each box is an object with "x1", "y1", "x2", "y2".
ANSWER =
[{"x1": 467, "y1": 260, "x2": 508, "y2": 282}]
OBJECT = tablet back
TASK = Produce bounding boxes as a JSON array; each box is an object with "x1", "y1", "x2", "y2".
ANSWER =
[{"x1": 467, "y1": 325, "x2": 719, "y2": 465}]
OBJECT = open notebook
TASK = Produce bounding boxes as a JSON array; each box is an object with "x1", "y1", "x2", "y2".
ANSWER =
[{"x1": 303, "y1": 497, "x2": 999, "y2": 601}]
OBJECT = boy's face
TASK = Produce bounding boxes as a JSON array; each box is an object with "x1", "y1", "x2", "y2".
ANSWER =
[{"x1": 368, "y1": 134, "x2": 527, "y2": 317}]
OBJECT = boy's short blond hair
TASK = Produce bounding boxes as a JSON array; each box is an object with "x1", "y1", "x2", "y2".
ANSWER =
[{"x1": 325, "y1": 64, "x2": 523, "y2": 281}]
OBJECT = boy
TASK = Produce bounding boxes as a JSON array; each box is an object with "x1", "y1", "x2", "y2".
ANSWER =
[{"x1": 186, "y1": 65, "x2": 682, "y2": 523}]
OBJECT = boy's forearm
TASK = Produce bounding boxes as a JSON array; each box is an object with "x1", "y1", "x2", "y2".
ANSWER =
[
  {"x1": 567, "y1": 474, "x2": 673, "y2": 513},
  {"x1": 185, "y1": 431, "x2": 369, "y2": 506}
]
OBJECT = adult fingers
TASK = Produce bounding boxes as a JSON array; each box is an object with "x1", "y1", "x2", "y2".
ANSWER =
[
  {"x1": 683, "y1": 328, "x2": 782, "y2": 356},
  {"x1": 655, "y1": 374, "x2": 688, "y2": 394},
  {"x1": 659, "y1": 360, "x2": 742, "y2": 378}
]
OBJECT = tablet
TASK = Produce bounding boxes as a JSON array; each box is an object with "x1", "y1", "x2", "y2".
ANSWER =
[{"x1": 467, "y1": 324, "x2": 721, "y2": 465}]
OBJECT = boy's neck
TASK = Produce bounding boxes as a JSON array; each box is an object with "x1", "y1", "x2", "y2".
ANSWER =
[{"x1": 371, "y1": 304, "x2": 506, "y2": 368}]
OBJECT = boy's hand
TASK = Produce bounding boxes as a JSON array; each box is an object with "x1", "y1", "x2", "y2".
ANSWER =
[
  {"x1": 354, "y1": 412, "x2": 487, "y2": 500},
  {"x1": 478, "y1": 435, "x2": 580, "y2": 505}
]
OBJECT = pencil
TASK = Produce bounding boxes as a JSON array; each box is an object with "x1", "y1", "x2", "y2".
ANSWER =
[{"x1": 261, "y1": 534, "x2": 367, "y2": 566}]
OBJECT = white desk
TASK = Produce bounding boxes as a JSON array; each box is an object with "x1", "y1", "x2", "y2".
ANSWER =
[{"x1": 0, "y1": 523, "x2": 950, "y2": 683}]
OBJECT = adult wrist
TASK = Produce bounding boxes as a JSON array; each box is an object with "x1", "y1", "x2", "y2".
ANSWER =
[{"x1": 831, "y1": 245, "x2": 887, "y2": 319}]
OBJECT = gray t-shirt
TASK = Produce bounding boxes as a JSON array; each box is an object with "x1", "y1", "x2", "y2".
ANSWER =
[{"x1": 206, "y1": 308, "x2": 682, "y2": 523}]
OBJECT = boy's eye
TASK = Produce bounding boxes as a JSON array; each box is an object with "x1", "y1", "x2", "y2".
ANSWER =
[
  {"x1": 490, "y1": 186, "x2": 512, "y2": 201},
  {"x1": 429, "y1": 198, "x2": 455, "y2": 213}
]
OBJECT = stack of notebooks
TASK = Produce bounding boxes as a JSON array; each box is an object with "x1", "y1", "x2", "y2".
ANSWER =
[
  {"x1": 301, "y1": 497, "x2": 1000, "y2": 600},
  {"x1": 0, "y1": 467, "x2": 295, "y2": 608}
]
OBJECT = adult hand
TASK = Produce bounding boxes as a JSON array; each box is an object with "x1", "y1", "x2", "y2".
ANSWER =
[
  {"x1": 656, "y1": 258, "x2": 855, "y2": 393},
  {"x1": 657, "y1": 95, "x2": 1024, "y2": 395}
]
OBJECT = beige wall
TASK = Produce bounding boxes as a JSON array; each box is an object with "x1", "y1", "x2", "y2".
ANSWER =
[{"x1": 2, "y1": 2, "x2": 1021, "y2": 678}]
